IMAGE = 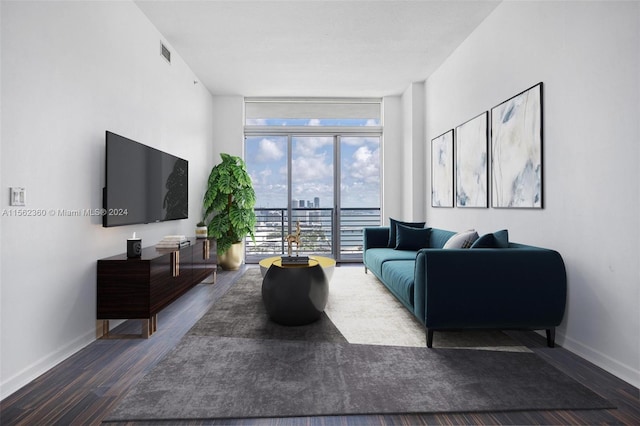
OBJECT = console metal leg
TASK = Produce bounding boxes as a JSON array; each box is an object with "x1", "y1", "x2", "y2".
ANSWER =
[
  {"x1": 142, "y1": 316, "x2": 158, "y2": 339},
  {"x1": 142, "y1": 314, "x2": 158, "y2": 339},
  {"x1": 142, "y1": 319, "x2": 150, "y2": 339}
]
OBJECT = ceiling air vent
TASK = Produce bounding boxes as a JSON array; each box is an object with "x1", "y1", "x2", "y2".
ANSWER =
[{"x1": 160, "y1": 41, "x2": 171, "y2": 64}]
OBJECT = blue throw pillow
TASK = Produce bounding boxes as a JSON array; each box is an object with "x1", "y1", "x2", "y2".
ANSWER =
[
  {"x1": 470, "y1": 233, "x2": 495, "y2": 248},
  {"x1": 395, "y1": 224, "x2": 431, "y2": 250},
  {"x1": 388, "y1": 218, "x2": 426, "y2": 248},
  {"x1": 494, "y1": 229, "x2": 509, "y2": 248},
  {"x1": 471, "y1": 229, "x2": 509, "y2": 248}
]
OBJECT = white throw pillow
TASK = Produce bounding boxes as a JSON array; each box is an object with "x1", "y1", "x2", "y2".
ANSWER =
[{"x1": 443, "y1": 229, "x2": 479, "y2": 249}]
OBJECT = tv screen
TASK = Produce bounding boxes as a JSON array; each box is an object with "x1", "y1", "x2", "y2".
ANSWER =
[{"x1": 103, "y1": 131, "x2": 188, "y2": 227}]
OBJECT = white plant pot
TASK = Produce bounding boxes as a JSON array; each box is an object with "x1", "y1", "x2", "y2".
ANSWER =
[{"x1": 195, "y1": 226, "x2": 208, "y2": 238}]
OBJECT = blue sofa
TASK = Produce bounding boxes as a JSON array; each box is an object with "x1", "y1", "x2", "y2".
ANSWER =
[{"x1": 363, "y1": 225, "x2": 567, "y2": 348}]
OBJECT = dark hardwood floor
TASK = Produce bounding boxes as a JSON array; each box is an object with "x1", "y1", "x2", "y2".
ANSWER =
[{"x1": 1, "y1": 265, "x2": 638, "y2": 425}]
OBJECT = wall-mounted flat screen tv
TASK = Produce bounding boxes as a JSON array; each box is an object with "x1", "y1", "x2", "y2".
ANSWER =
[{"x1": 103, "y1": 131, "x2": 188, "y2": 227}]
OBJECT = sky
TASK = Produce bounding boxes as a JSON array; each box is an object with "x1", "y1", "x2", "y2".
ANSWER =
[{"x1": 244, "y1": 119, "x2": 380, "y2": 209}]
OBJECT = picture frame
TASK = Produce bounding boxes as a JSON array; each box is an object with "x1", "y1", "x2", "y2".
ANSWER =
[
  {"x1": 491, "y1": 82, "x2": 543, "y2": 208},
  {"x1": 431, "y1": 129, "x2": 454, "y2": 208},
  {"x1": 455, "y1": 112, "x2": 488, "y2": 208}
]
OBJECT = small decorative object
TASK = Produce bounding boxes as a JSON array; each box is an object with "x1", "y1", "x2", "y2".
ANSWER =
[
  {"x1": 431, "y1": 130, "x2": 454, "y2": 207},
  {"x1": 491, "y1": 82, "x2": 543, "y2": 208},
  {"x1": 127, "y1": 232, "x2": 141, "y2": 258},
  {"x1": 285, "y1": 221, "x2": 301, "y2": 256},
  {"x1": 456, "y1": 112, "x2": 488, "y2": 208},
  {"x1": 281, "y1": 221, "x2": 308, "y2": 265},
  {"x1": 195, "y1": 221, "x2": 208, "y2": 238}
]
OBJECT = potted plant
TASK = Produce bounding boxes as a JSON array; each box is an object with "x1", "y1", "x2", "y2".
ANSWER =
[{"x1": 203, "y1": 153, "x2": 256, "y2": 270}]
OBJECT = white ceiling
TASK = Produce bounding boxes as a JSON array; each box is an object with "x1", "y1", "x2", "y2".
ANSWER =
[{"x1": 135, "y1": 1, "x2": 501, "y2": 97}]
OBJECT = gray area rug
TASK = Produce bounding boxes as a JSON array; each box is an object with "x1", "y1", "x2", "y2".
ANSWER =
[
  {"x1": 107, "y1": 337, "x2": 612, "y2": 421},
  {"x1": 188, "y1": 268, "x2": 346, "y2": 343},
  {"x1": 105, "y1": 267, "x2": 613, "y2": 422}
]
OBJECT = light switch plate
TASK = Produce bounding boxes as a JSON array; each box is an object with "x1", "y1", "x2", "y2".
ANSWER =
[{"x1": 10, "y1": 187, "x2": 26, "y2": 206}]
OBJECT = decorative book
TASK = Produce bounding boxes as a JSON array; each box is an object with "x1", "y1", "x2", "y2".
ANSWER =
[
  {"x1": 281, "y1": 255, "x2": 310, "y2": 265},
  {"x1": 156, "y1": 236, "x2": 190, "y2": 249}
]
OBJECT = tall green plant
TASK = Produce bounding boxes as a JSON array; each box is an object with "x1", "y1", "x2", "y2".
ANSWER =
[{"x1": 203, "y1": 153, "x2": 256, "y2": 255}]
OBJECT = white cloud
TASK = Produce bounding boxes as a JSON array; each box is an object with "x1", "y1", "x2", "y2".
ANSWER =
[
  {"x1": 292, "y1": 154, "x2": 333, "y2": 182},
  {"x1": 258, "y1": 168, "x2": 272, "y2": 184},
  {"x1": 257, "y1": 138, "x2": 284, "y2": 162},
  {"x1": 293, "y1": 136, "x2": 333, "y2": 157},
  {"x1": 341, "y1": 136, "x2": 379, "y2": 146},
  {"x1": 349, "y1": 146, "x2": 380, "y2": 183}
]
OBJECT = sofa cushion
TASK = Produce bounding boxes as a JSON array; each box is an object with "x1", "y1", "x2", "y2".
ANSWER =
[
  {"x1": 471, "y1": 233, "x2": 495, "y2": 248},
  {"x1": 365, "y1": 248, "x2": 417, "y2": 277},
  {"x1": 388, "y1": 218, "x2": 426, "y2": 248},
  {"x1": 443, "y1": 229, "x2": 479, "y2": 249},
  {"x1": 471, "y1": 229, "x2": 509, "y2": 248},
  {"x1": 494, "y1": 229, "x2": 509, "y2": 248},
  {"x1": 395, "y1": 224, "x2": 431, "y2": 251},
  {"x1": 381, "y1": 260, "x2": 416, "y2": 308},
  {"x1": 429, "y1": 228, "x2": 457, "y2": 249}
]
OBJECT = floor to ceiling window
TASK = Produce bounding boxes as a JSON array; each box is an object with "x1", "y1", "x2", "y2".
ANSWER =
[{"x1": 244, "y1": 98, "x2": 382, "y2": 262}]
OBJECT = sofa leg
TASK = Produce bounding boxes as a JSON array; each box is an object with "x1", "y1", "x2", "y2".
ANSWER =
[
  {"x1": 546, "y1": 328, "x2": 555, "y2": 348},
  {"x1": 364, "y1": 266, "x2": 368, "y2": 274},
  {"x1": 426, "y1": 329, "x2": 434, "y2": 348}
]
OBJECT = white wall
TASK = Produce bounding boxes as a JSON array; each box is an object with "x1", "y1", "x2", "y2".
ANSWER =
[
  {"x1": 381, "y1": 96, "x2": 403, "y2": 223},
  {"x1": 424, "y1": 1, "x2": 639, "y2": 387},
  {"x1": 0, "y1": 3, "x2": 4, "y2": 384},
  {"x1": 401, "y1": 83, "x2": 426, "y2": 221},
  {"x1": 0, "y1": 0, "x2": 215, "y2": 399},
  {"x1": 210, "y1": 96, "x2": 244, "y2": 161}
]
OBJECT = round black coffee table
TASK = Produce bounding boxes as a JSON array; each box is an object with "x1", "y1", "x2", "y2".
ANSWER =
[{"x1": 261, "y1": 259, "x2": 329, "y2": 326}]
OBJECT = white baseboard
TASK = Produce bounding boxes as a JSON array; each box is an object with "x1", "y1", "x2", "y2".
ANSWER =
[
  {"x1": 0, "y1": 327, "x2": 97, "y2": 401},
  {"x1": 556, "y1": 330, "x2": 640, "y2": 390}
]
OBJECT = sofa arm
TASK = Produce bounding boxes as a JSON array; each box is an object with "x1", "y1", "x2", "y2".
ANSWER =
[
  {"x1": 414, "y1": 248, "x2": 567, "y2": 330},
  {"x1": 363, "y1": 227, "x2": 390, "y2": 250}
]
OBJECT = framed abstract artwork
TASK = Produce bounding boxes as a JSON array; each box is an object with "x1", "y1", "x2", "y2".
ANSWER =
[
  {"x1": 456, "y1": 112, "x2": 488, "y2": 208},
  {"x1": 431, "y1": 129, "x2": 454, "y2": 208},
  {"x1": 491, "y1": 82, "x2": 543, "y2": 208}
]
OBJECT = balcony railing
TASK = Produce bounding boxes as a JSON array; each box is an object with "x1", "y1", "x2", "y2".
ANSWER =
[{"x1": 245, "y1": 207, "x2": 381, "y2": 262}]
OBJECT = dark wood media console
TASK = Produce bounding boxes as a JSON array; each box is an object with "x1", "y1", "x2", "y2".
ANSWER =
[{"x1": 97, "y1": 238, "x2": 216, "y2": 338}]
